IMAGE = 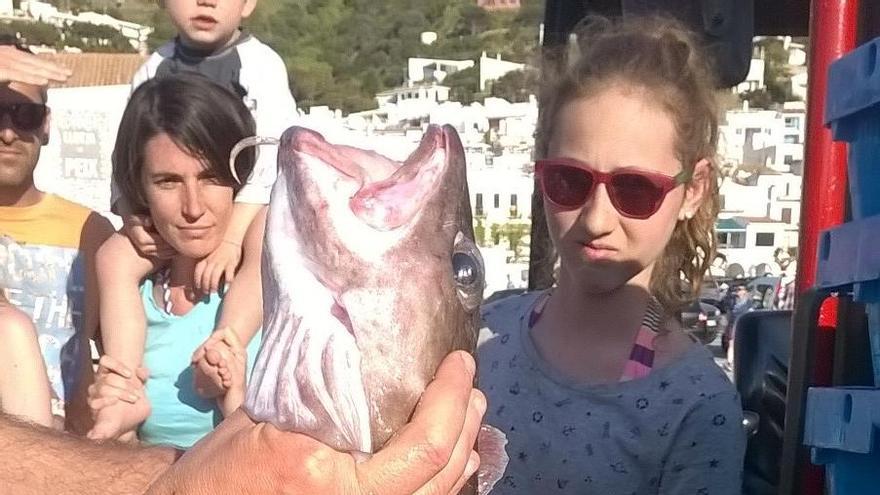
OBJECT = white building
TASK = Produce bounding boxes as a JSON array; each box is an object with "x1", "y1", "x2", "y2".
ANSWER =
[
  {"x1": 407, "y1": 57, "x2": 474, "y2": 84},
  {"x1": 19, "y1": 1, "x2": 152, "y2": 51},
  {"x1": 479, "y1": 51, "x2": 525, "y2": 91},
  {"x1": 716, "y1": 217, "x2": 797, "y2": 277},
  {"x1": 0, "y1": 0, "x2": 13, "y2": 16},
  {"x1": 791, "y1": 67, "x2": 809, "y2": 101},
  {"x1": 373, "y1": 81, "x2": 451, "y2": 123},
  {"x1": 716, "y1": 169, "x2": 802, "y2": 276},
  {"x1": 719, "y1": 103, "x2": 806, "y2": 173},
  {"x1": 735, "y1": 58, "x2": 766, "y2": 93}
]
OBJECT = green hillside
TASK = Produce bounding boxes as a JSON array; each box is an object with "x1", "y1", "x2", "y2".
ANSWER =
[{"x1": 27, "y1": 0, "x2": 543, "y2": 112}]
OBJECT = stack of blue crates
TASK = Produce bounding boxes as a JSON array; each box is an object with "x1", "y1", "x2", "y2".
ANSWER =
[{"x1": 805, "y1": 36, "x2": 880, "y2": 493}]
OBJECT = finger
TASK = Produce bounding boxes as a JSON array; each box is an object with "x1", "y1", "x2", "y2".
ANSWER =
[
  {"x1": 358, "y1": 351, "x2": 477, "y2": 494},
  {"x1": 224, "y1": 262, "x2": 236, "y2": 287},
  {"x1": 445, "y1": 451, "x2": 480, "y2": 495},
  {"x1": 0, "y1": 52, "x2": 70, "y2": 84},
  {"x1": 209, "y1": 264, "x2": 223, "y2": 294},
  {"x1": 135, "y1": 366, "x2": 150, "y2": 382},
  {"x1": 0, "y1": 67, "x2": 50, "y2": 86},
  {"x1": 412, "y1": 389, "x2": 485, "y2": 495},
  {"x1": 97, "y1": 355, "x2": 133, "y2": 379},
  {"x1": 88, "y1": 395, "x2": 120, "y2": 411},
  {"x1": 205, "y1": 263, "x2": 221, "y2": 294},
  {"x1": 139, "y1": 244, "x2": 159, "y2": 258},
  {"x1": 5, "y1": 49, "x2": 72, "y2": 78},
  {"x1": 97, "y1": 375, "x2": 142, "y2": 400},
  {"x1": 194, "y1": 260, "x2": 207, "y2": 293}
]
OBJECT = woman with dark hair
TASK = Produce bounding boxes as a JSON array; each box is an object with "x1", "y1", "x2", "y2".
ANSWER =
[{"x1": 89, "y1": 73, "x2": 264, "y2": 448}]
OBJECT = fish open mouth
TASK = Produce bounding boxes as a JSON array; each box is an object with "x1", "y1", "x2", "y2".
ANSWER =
[{"x1": 291, "y1": 126, "x2": 449, "y2": 231}]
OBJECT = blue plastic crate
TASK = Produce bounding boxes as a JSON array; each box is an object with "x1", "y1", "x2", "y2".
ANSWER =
[
  {"x1": 804, "y1": 387, "x2": 880, "y2": 495},
  {"x1": 816, "y1": 216, "x2": 880, "y2": 294},
  {"x1": 826, "y1": 36, "x2": 880, "y2": 219},
  {"x1": 816, "y1": 216, "x2": 880, "y2": 384}
]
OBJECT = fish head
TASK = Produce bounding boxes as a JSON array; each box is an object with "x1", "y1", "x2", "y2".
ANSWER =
[{"x1": 247, "y1": 124, "x2": 484, "y2": 452}]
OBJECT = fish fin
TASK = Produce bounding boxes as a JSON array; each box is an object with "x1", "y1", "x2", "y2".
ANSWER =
[{"x1": 476, "y1": 424, "x2": 509, "y2": 495}]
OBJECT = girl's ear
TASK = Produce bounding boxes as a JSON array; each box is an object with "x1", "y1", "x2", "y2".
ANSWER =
[{"x1": 678, "y1": 158, "x2": 711, "y2": 221}]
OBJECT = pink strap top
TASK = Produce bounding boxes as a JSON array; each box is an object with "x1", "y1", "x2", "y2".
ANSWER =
[{"x1": 527, "y1": 292, "x2": 664, "y2": 382}]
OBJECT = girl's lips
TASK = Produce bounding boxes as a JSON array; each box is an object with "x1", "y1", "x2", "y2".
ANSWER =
[{"x1": 580, "y1": 242, "x2": 617, "y2": 261}]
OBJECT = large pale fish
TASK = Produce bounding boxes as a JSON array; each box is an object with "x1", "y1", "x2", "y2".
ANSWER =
[{"x1": 243, "y1": 125, "x2": 505, "y2": 492}]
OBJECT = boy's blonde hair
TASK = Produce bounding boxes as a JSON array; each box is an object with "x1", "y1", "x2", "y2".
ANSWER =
[{"x1": 537, "y1": 16, "x2": 721, "y2": 313}]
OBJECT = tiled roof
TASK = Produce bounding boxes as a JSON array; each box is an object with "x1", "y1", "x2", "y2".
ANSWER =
[{"x1": 38, "y1": 52, "x2": 147, "y2": 88}]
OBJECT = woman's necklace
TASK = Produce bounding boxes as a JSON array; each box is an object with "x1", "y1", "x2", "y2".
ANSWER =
[{"x1": 156, "y1": 268, "x2": 174, "y2": 314}]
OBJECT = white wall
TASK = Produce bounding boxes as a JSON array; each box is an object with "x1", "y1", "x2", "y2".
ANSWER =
[
  {"x1": 407, "y1": 57, "x2": 474, "y2": 84},
  {"x1": 0, "y1": 0, "x2": 13, "y2": 15},
  {"x1": 479, "y1": 53, "x2": 525, "y2": 91},
  {"x1": 735, "y1": 58, "x2": 765, "y2": 93},
  {"x1": 718, "y1": 221, "x2": 793, "y2": 274},
  {"x1": 34, "y1": 85, "x2": 130, "y2": 225}
]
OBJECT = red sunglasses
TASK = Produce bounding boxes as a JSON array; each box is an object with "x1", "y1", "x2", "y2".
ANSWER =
[{"x1": 535, "y1": 158, "x2": 691, "y2": 219}]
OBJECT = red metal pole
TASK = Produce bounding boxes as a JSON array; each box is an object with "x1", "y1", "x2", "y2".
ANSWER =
[{"x1": 796, "y1": 1, "x2": 859, "y2": 493}]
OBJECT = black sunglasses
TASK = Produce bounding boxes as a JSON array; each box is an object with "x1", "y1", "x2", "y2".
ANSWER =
[{"x1": 0, "y1": 103, "x2": 48, "y2": 132}]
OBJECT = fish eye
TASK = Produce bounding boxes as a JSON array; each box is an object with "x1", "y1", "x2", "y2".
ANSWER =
[
  {"x1": 452, "y1": 231, "x2": 485, "y2": 312},
  {"x1": 453, "y1": 252, "x2": 479, "y2": 287}
]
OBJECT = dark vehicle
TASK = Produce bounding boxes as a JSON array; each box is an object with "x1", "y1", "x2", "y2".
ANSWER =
[
  {"x1": 720, "y1": 276, "x2": 784, "y2": 352},
  {"x1": 681, "y1": 299, "x2": 724, "y2": 345}
]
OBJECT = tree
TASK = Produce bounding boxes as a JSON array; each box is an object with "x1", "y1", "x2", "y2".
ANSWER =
[
  {"x1": 443, "y1": 65, "x2": 480, "y2": 104},
  {"x1": 756, "y1": 37, "x2": 795, "y2": 104},
  {"x1": 489, "y1": 68, "x2": 537, "y2": 103},
  {"x1": 739, "y1": 88, "x2": 774, "y2": 109}
]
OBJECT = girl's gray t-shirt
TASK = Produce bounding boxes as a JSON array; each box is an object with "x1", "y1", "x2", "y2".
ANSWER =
[{"x1": 478, "y1": 292, "x2": 746, "y2": 495}]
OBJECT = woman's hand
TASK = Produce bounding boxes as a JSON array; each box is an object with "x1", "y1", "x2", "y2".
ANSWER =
[
  {"x1": 193, "y1": 240, "x2": 242, "y2": 295},
  {"x1": 86, "y1": 355, "x2": 151, "y2": 442},
  {"x1": 191, "y1": 328, "x2": 247, "y2": 415}
]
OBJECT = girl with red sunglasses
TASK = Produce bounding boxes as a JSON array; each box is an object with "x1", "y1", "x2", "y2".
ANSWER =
[{"x1": 478, "y1": 16, "x2": 745, "y2": 494}]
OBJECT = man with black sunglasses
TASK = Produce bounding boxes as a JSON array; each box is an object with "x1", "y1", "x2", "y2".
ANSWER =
[{"x1": 0, "y1": 38, "x2": 114, "y2": 433}]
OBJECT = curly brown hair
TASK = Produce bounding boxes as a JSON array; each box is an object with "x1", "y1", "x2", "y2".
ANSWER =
[{"x1": 536, "y1": 15, "x2": 721, "y2": 313}]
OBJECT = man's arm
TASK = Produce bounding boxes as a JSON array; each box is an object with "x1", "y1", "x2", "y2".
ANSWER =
[
  {"x1": 0, "y1": 413, "x2": 176, "y2": 495},
  {"x1": 2, "y1": 351, "x2": 482, "y2": 495},
  {"x1": 148, "y1": 351, "x2": 484, "y2": 495}
]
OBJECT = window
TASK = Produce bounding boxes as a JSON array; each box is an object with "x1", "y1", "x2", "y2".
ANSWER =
[
  {"x1": 755, "y1": 232, "x2": 776, "y2": 246},
  {"x1": 510, "y1": 194, "x2": 517, "y2": 207},
  {"x1": 782, "y1": 208, "x2": 792, "y2": 223},
  {"x1": 719, "y1": 195, "x2": 726, "y2": 210},
  {"x1": 717, "y1": 232, "x2": 746, "y2": 249},
  {"x1": 475, "y1": 193, "x2": 483, "y2": 216},
  {"x1": 784, "y1": 155, "x2": 794, "y2": 165},
  {"x1": 784, "y1": 135, "x2": 800, "y2": 144},
  {"x1": 736, "y1": 129, "x2": 743, "y2": 135},
  {"x1": 785, "y1": 116, "x2": 799, "y2": 128},
  {"x1": 493, "y1": 194, "x2": 500, "y2": 208}
]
